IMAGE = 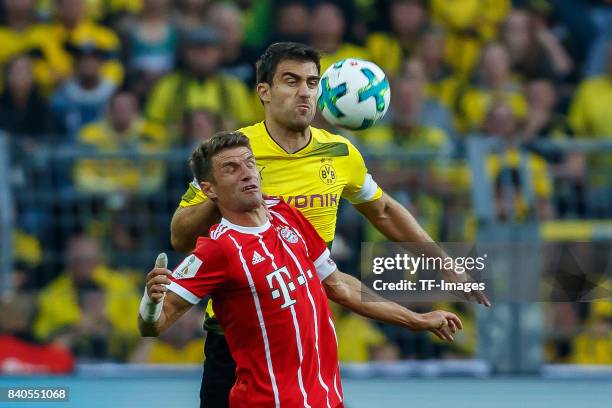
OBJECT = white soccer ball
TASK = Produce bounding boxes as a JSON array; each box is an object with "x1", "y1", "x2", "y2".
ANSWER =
[{"x1": 317, "y1": 58, "x2": 391, "y2": 130}]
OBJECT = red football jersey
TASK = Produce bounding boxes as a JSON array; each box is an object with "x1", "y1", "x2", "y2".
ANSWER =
[{"x1": 167, "y1": 199, "x2": 344, "y2": 408}]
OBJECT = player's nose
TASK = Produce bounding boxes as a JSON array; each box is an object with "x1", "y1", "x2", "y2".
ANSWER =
[
  {"x1": 297, "y1": 81, "x2": 314, "y2": 97},
  {"x1": 238, "y1": 164, "x2": 256, "y2": 181}
]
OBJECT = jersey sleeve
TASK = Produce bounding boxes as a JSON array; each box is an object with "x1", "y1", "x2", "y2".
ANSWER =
[
  {"x1": 341, "y1": 141, "x2": 383, "y2": 204},
  {"x1": 178, "y1": 178, "x2": 209, "y2": 208},
  {"x1": 283, "y1": 203, "x2": 338, "y2": 281},
  {"x1": 167, "y1": 238, "x2": 227, "y2": 304}
]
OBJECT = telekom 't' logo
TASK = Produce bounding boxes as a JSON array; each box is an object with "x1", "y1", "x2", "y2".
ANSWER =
[{"x1": 266, "y1": 266, "x2": 310, "y2": 309}]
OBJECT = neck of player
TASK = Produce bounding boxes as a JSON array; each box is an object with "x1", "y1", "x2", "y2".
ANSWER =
[
  {"x1": 265, "y1": 118, "x2": 311, "y2": 154},
  {"x1": 222, "y1": 204, "x2": 268, "y2": 228}
]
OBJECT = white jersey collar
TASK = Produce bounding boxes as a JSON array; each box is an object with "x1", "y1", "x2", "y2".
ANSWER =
[{"x1": 220, "y1": 218, "x2": 271, "y2": 235}]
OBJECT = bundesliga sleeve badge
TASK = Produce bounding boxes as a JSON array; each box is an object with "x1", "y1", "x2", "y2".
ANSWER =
[{"x1": 173, "y1": 254, "x2": 203, "y2": 279}]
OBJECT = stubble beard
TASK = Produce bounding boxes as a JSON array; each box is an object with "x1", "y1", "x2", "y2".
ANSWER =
[{"x1": 284, "y1": 111, "x2": 314, "y2": 132}]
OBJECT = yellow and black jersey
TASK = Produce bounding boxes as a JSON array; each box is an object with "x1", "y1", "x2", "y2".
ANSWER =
[{"x1": 179, "y1": 121, "x2": 383, "y2": 244}]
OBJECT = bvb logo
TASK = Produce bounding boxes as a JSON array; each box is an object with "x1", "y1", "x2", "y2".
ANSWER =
[{"x1": 319, "y1": 159, "x2": 336, "y2": 185}]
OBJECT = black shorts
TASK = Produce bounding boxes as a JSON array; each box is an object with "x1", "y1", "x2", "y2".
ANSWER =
[{"x1": 200, "y1": 330, "x2": 236, "y2": 408}]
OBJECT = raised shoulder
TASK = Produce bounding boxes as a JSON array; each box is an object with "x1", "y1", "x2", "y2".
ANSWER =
[
  {"x1": 237, "y1": 122, "x2": 264, "y2": 140},
  {"x1": 207, "y1": 223, "x2": 232, "y2": 241},
  {"x1": 194, "y1": 235, "x2": 229, "y2": 262},
  {"x1": 311, "y1": 126, "x2": 353, "y2": 144},
  {"x1": 313, "y1": 127, "x2": 363, "y2": 152}
]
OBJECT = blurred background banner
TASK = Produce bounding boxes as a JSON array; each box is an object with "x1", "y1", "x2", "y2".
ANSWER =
[{"x1": 0, "y1": 0, "x2": 611, "y2": 405}]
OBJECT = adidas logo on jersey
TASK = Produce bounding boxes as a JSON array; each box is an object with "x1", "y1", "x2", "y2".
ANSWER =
[{"x1": 252, "y1": 251, "x2": 266, "y2": 265}]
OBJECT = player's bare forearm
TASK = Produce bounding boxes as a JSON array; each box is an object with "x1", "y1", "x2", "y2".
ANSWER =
[
  {"x1": 138, "y1": 292, "x2": 192, "y2": 337},
  {"x1": 138, "y1": 310, "x2": 167, "y2": 337},
  {"x1": 170, "y1": 201, "x2": 221, "y2": 253},
  {"x1": 323, "y1": 270, "x2": 463, "y2": 341},
  {"x1": 323, "y1": 270, "x2": 422, "y2": 330}
]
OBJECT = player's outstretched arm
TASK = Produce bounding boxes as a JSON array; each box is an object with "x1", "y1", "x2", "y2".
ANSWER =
[
  {"x1": 170, "y1": 201, "x2": 221, "y2": 253},
  {"x1": 354, "y1": 193, "x2": 491, "y2": 307},
  {"x1": 138, "y1": 254, "x2": 193, "y2": 336},
  {"x1": 322, "y1": 269, "x2": 462, "y2": 342}
]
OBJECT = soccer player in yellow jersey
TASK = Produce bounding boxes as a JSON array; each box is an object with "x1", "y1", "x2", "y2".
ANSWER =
[{"x1": 170, "y1": 42, "x2": 490, "y2": 407}]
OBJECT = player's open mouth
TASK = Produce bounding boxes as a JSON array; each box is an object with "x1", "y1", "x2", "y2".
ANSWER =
[{"x1": 242, "y1": 184, "x2": 258, "y2": 192}]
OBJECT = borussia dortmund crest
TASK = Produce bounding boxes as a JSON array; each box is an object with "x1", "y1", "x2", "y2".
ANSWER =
[{"x1": 319, "y1": 158, "x2": 337, "y2": 185}]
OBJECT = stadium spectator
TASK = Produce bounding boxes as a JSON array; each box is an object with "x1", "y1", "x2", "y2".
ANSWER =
[
  {"x1": 333, "y1": 306, "x2": 398, "y2": 363},
  {"x1": 237, "y1": 0, "x2": 274, "y2": 49},
  {"x1": 568, "y1": 41, "x2": 612, "y2": 216},
  {"x1": 0, "y1": 55, "x2": 51, "y2": 137},
  {"x1": 98, "y1": 0, "x2": 143, "y2": 26},
  {"x1": 32, "y1": 235, "x2": 140, "y2": 360},
  {"x1": 358, "y1": 75, "x2": 453, "y2": 154},
  {"x1": 181, "y1": 108, "x2": 220, "y2": 147},
  {"x1": 33, "y1": 0, "x2": 142, "y2": 23},
  {"x1": 145, "y1": 26, "x2": 255, "y2": 137},
  {"x1": 73, "y1": 89, "x2": 168, "y2": 194},
  {"x1": 545, "y1": 302, "x2": 579, "y2": 363},
  {"x1": 208, "y1": 2, "x2": 258, "y2": 87},
  {"x1": 27, "y1": 0, "x2": 123, "y2": 91},
  {"x1": 366, "y1": 0, "x2": 428, "y2": 78},
  {"x1": 520, "y1": 79, "x2": 571, "y2": 142},
  {"x1": 459, "y1": 43, "x2": 527, "y2": 133},
  {"x1": 121, "y1": 0, "x2": 178, "y2": 96},
  {"x1": 482, "y1": 102, "x2": 553, "y2": 221},
  {"x1": 0, "y1": 0, "x2": 37, "y2": 66},
  {"x1": 267, "y1": 0, "x2": 311, "y2": 45},
  {"x1": 173, "y1": 0, "x2": 210, "y2": 32},
  {"x1": 570, "y1": 302, "x2": 612, "y2": 365},
  {"x1": 569, "y1": 41, "x2": 612, "y2": 139},
  {"x1": 413, "y1": 27, "x2": 465, "y2": 112},
  {"x1": 430, "y1": 0, "x2": 510, "y2": 76},
  {"x1": 519, "y1": 79, "x2": 585, "y2": 216},
  {"x1": 309, "y1": 1, "x2": 370, "y2": 72},
  {"x1": 50, "y1": 43, "x2": 116, "y2": 139},
  {"x1": 501, "y1": 8, "x2": 573, "y2": 82},
  {"x1": 0, "y1": 295, "x2": 75, "y2": 374}
]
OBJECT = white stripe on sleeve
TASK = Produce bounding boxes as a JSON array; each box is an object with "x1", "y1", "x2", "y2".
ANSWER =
[
  {"x1": 313, "y1": 249, "x2": 337, "y2": 281},
  {"x1": 167, "y1": 281, "x2": 201, "y2": 304}
]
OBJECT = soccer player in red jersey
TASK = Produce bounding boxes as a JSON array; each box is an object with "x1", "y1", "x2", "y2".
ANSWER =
[{"x1": 138, "y1": 131, "x2": 462, "y2": 407}]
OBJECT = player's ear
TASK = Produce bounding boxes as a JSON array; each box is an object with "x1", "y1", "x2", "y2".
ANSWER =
[
  {"x1": 200, "y1": 181, "x2": 217, "y2": 200},
  {"x1": 257, "y1": 82, "x2": 271, "y2": 104}
]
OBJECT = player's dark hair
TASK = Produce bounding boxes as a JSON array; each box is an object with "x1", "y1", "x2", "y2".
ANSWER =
[
  {"x1": 255, "y1": 42, "x2": 321, "y2": 85},
  {"x1": 190, "y1": 131, "x2": 252, "y2": 183}
]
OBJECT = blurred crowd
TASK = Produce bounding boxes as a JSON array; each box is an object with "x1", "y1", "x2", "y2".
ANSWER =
[{"x1": 2, "y1": 0, "x2": 611, "y2": 370}]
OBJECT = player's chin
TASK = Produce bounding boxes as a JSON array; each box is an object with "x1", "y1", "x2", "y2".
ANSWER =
[
  {"x1": 239, "y1": 191, "x2": 263, "y2": 208},
  {"x1": 287, "y1": 115, "x2": 312, "y2": 131}
]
